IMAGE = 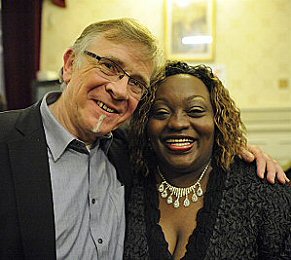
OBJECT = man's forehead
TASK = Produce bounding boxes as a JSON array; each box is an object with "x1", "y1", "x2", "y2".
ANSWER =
[
  {"x1": 89, "y1": 38, "x2": 154, "y2": 82},
  {"x1": 108, "y1": 55, "x2": 153, "y2": 82}
]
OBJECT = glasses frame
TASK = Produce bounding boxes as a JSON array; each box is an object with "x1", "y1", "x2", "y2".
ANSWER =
[{"x1": 83, "y1": 50, "x2": 148, "y2": 100}]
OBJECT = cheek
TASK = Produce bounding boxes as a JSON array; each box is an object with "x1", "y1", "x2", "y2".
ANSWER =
[
  {"x1": 147, "y1": 120, "x2": 164, "y2": 148},
  {"x1": 65, "y1": 76, "x2": 87, "y2": 102},
  {"x1": 127, "y1": 98, "x2": 139, "y2": 115},
  {"x1": 195, "y1": 119, "x2": 215, "y2": 142},
  {"x1": 147, "y1": 120, "x2": 159, "y2": 139},
  {"x1": 203, "y1": 122, "x2": 215, "y2": 147},
  {"x1": 70, "y1": 68, "x2": 107, "y2": 94}
]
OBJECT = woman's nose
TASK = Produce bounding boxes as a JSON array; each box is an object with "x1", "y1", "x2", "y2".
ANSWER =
[{"x1": 167, "y1": 112, "x2": 190, "y2": 130}]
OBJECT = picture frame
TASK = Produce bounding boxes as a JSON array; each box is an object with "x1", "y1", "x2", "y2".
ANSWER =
[{"x1": 164, "y1": 0, "x2": 215, "y2": 61}]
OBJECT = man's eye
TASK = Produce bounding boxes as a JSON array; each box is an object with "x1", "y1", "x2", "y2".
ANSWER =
[
  {"x1": 128, "y1": 79, "x2": 146, "y2": 93},
  {"x1": 100, "y1": 60, "x2": 119, "y2": 74},
  {"x1": 128, "y1": 78, "x2": 140, "y2": 87},
  {"x1": 103, "y1": 62, "x2": 115, "y2": 70},
  {"x1": 129, "y1": 78, "x2": 142, "y2": 87}
]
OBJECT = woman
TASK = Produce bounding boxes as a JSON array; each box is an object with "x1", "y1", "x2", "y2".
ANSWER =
[{"x1": 124, "y1": 61, "x2": 291, "y2": 259}]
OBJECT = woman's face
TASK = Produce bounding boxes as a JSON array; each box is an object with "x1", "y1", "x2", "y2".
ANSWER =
[{"x1": 147, "y1": 74, "x2": 215, "y2": 174}]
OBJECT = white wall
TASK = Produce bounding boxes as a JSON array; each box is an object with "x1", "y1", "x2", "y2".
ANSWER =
[{"x1": 41, "y1": 0, "x2": 291, "y2": 109}]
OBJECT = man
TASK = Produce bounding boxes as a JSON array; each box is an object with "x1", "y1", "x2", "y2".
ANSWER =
[{"x1": 0, "y1": 18, "x2": 287, "y2": 259}]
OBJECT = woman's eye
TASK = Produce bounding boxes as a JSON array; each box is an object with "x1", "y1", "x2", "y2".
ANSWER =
[
  {"x1": 188, "y1": 108, "x2": 205, "y2": 117},
  {"x1": 151, "y1": 109, "x2": 169, "y2": 119}
]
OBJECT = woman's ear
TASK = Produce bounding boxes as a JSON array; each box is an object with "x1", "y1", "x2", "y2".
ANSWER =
[{"x1": 62, "y1": 49, "x2": 75, "y2": 83}]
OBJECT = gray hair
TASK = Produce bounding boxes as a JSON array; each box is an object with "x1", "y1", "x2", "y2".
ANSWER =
[{"x1": 59, "y1": 18, "x2": 163, "y2": 83}]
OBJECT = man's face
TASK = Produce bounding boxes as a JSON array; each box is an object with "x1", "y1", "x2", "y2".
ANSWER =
[{"x1": 59, "y1": 36, "x2": 154, "y2": 142}]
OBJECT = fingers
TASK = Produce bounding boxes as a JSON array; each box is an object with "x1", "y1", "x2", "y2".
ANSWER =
[
  {"x1": 242, "y1": 144, "x2": 289, "y2": 184},
  {"x1": 255, "y1": 153, "x2": 268, "y2": 180},
  {"x1": 266, "y1": 160, "x2": 290, "y2": 184},
  {"x1": 264, "y1": 158, "x2": 277, "y2": 184},
  {"x1": 239, "y1": 147, "x2": 255, "y2": 163},
  {"x1": 274, "y1": 162, "x2": 290, "y2": 184},
  {"x1": 256, "y1": 155, "x2": 289, "y2": 185},
  {"x1": 247, "y1": 144, "x2": 290, "y2": 184},
  {"x1": 247, "y1": 145, "x2": 266, "y2": 179}
]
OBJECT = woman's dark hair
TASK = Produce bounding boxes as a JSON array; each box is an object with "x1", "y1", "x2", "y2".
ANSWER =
[{"x1": 129, "y1": 61, "x2": 247, "y2": 176}]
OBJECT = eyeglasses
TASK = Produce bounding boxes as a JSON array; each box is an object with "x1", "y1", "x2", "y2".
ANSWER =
[{"x1": 83, "y1": 50, "x2": 148, "y2": 100}]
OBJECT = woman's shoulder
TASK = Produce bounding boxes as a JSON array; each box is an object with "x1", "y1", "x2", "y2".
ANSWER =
[
  {"x1": 208, "y1": 158, "x2": 291, "y2": 258},
  {"x1": 227, "y1": 157, "x2": 291, "y2": 204}
]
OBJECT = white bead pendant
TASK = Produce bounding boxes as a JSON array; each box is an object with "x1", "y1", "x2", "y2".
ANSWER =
[
  {"x1": 197, "y1": 186, "x2": 203, "y2": 197},
  {"x1": 158, "y1": 183, "x2": 164, "y2": 192},
  {"x1": 192, "y1": 193, "x2": 198, "y2": 202},
  {"x1": 173, "y1": 199, "x2": 180, "y2": 208},
  {"x1": 161, "y1": 190, "x2": 168, "y2": 198},
  {"x1": 157, "y1": 159, "x2": 211, "y2": 209},
  {"x1": 167, "y1": 195, "x2": 173, "y2": 204},
  {"x1": 183, "y1": 197, "x2": 190, "y2": 207}
]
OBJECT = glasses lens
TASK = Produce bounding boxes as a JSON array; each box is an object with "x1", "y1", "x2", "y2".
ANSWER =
[
  {"x1": 128, "y1": 79, "x2": 143, "y2": 94},
  {"x1": 84, "y1": 51, "x2": 148, "y2": 100},
  {"x1": 98, "y1": 58, "x2": 122, "y2": 77},
  {"x1": 128, "y1": 78, "x2": 148, "y2": 99}
]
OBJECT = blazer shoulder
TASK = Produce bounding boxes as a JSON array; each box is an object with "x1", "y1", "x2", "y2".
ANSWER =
[
  {"x1": 0, "y1": 103, "x2": 41, "y2": 142},
  {"x1": 0, "y1": 109, "x2": 23, "y2": 141}
]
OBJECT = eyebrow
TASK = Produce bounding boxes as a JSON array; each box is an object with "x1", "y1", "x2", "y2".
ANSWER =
[
  {"x1": 105, "y1": 55, "x2": 149, "y2": 85},
  {"x1": 154, "y1": 95, "x2": 207, "y2": 105},
  {"x1": 186, "y1": 95, "x2": 207, "y2": 101}
]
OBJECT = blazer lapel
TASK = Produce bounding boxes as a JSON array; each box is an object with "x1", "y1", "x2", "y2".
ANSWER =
[{"x1": 8, "y1": 104, "x2": 56, "y2": 259}]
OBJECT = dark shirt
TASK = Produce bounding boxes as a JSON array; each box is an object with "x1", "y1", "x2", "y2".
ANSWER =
[{"x1": 124, "y1": 158, "x2": 291, "y2": 259}]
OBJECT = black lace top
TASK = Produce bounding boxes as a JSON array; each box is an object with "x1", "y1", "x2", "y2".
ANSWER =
[{"x1": 124, "y1": 158, "x2": 291, "y2": 259}]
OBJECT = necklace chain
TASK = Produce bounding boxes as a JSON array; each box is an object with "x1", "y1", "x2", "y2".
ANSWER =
[{"x1": 157, "y1": 160, "x2": 211, "y2": 209}]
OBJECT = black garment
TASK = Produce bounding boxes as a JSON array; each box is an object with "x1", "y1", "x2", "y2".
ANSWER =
[{"x1": 124, "y1": 158, "x2": 291, "y2": 259}]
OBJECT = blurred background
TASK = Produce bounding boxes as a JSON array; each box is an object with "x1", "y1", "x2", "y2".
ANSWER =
[{"x1": 0, "y1": 0, "x2": 290, "y2": 170}]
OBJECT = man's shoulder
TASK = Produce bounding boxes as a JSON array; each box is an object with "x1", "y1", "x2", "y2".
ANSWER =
[
  {"x1": 0, "y1": 108, "x2": 23, "y2": 121},
  {"x1": 0, "y1": 103, "x2": 41, "y2": 141},
  {"x1": 0, "y1": 109, "x2": 23, "y2": 140}
]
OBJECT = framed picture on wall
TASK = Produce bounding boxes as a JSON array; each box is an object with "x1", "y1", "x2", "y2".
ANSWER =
[{"x1": 165, "y1": 0, "x2": 215, "y2": 61}]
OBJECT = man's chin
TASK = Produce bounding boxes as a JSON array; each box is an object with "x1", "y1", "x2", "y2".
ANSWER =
[
  {"x1": 91, "y1": 114, "x2": 107, "y2": 133},
  {"x1": 90, "y1": 123, "x2": 118, "y2": 137},
  {"x1": 90, "y1": 116, "x2": 126, "y2": 136}
]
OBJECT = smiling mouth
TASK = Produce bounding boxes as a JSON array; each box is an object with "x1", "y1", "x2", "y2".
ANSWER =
[
  {"x1": 96, "y1": 100, "x2": 117, "y2": 113},
  {"x1": 164, "y1": 138, "x2": 195, "y2": 151}
]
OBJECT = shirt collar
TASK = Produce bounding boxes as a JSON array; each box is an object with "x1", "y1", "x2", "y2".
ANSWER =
[
  {"x1": 40, "y1": 92, "x2": 113, "y2": 160},
  {"x1": 40, "y1": 92, "x2": 75, "y2": 161}
]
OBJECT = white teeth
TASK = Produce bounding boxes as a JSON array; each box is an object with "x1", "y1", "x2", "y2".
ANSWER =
[
  {"x1": 166, "y1": 138, "x2": 193, "y2": 144},
  {"x1": 171, "y1": 142, "x2": 191, "y2": 147},
  {"x1": 96, "y1": 101, "x2": 115, "y2": 113}
]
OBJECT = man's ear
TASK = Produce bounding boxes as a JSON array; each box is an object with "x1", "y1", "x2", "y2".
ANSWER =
[{"x1": 62, "y1": 49, "x2": 75, "y2": 83}]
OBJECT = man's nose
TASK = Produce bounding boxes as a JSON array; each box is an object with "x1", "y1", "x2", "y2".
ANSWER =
[{"x1": 105, "y1": 76, "x2": 129, "y2": 100}]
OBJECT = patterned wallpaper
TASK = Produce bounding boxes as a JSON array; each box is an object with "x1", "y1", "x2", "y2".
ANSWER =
[{"x1": 41, "y1": 0, "x2": 291, "y2": 108}]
